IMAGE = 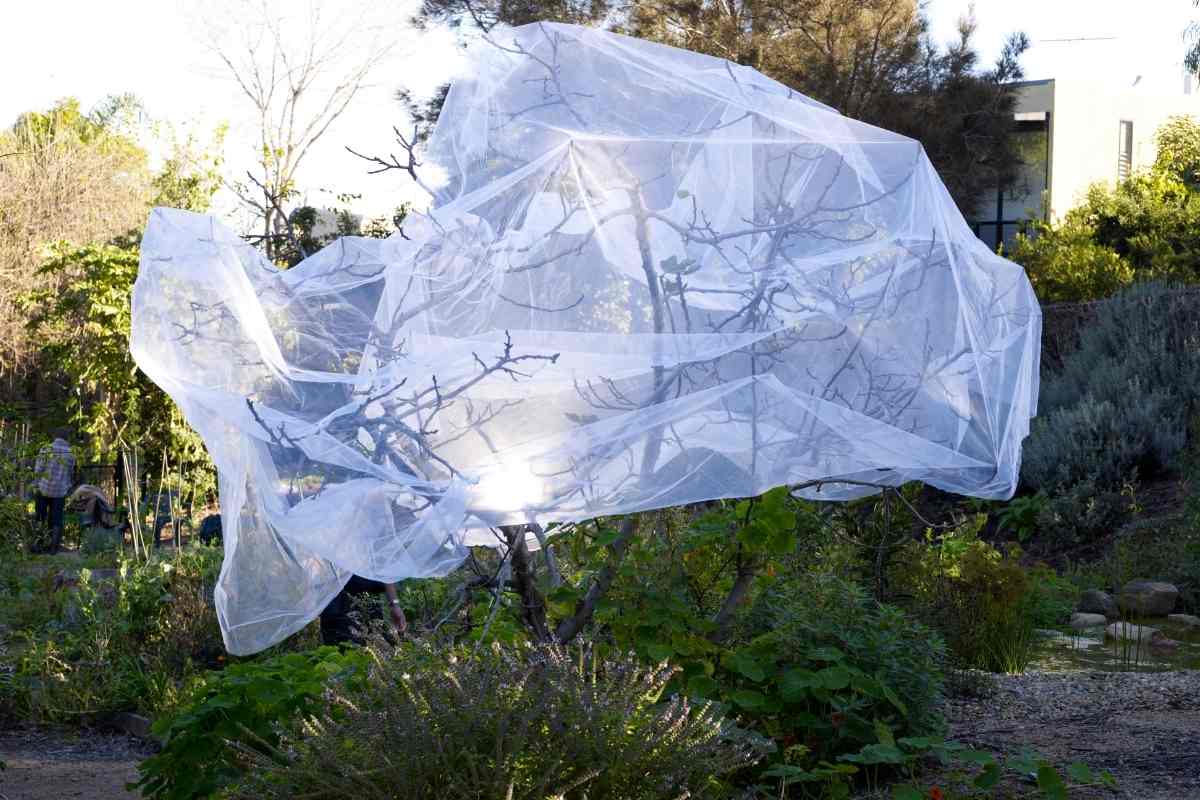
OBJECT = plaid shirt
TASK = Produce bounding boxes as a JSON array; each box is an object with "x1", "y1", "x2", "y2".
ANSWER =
[{"x1": 34, "y1": 439, "x2": 76, "y2": 498}]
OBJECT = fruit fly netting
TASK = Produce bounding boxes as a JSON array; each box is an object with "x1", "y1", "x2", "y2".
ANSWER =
[{"x1": 131, "y1": 22, "x2": 1041, "y2": 654}]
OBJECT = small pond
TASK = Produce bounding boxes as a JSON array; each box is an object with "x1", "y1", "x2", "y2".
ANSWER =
[{"x1": 1033, "y1": 618, "x2": 1200, "y2": 672}]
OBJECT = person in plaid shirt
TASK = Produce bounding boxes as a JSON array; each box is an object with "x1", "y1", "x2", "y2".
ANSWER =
[{"x1": 33, "y1": 427, "x2": 76, "y2": 553}]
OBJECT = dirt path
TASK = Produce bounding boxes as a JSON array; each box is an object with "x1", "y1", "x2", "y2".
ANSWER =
[
  {"x1": 0, "y1": 726, "x2": 152, "y2": 800},
  {"x1": 947, "y1": 671, "x2": 1200, "y2": 799}
]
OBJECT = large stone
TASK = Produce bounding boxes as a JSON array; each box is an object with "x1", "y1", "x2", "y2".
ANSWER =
[
  {"x1": 52, "y1": 568, "x2": 120, "y2": 592},
  {"x1": 1118, "y1": 580, "x2": 1180, "y2": 616},
  {"x1": 1069, "y1": 612, "x2": 1108, "y2": 630},
  {"x1": 1167, "y1": 613, "x2": 1200, "y2": 629},
  {"x1": 1105, "y1": 621, "x2": 1165, "y2": 644},
  {"x1": 1077, "y1": 589, "x2": 1118, "y2": 618},
  {"x1": 102, "y1": 711, "x2": 155, "y2": 740}
]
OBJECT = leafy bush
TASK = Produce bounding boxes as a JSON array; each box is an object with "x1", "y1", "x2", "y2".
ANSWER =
[
  {"x1": 0, "y1": 496, "x2": 33, "y2": 554},
  {"x1": 135, "y1": 646, "x2": 370, "y2": 800},
  {"x1": 540, "y1": 496, "x2": 948, "y2": 791},
  {"x1": 1033, "y1": 478, "x2": 1132, "y2": 545},
  {"x1": 1023, "y1": 566, "x2": 1080, "y2": 629},
  {"x1": 1073, "y1": 171, "x2": 1200, "y2": 279},
  {"x1": 893, "y1": 518, "x2": 1037, "y2": 674},
  {"x1": 994, "y1": 492, "x2": 1049, "y2": 542},
  {"x1": 1022, "y1": 282, "x2": 1200, "y2": 494},
  {"x1": 1007, "y1": 220, "x2": 1134, "y2": 303},
  {"x1": 228, "y1": 641, "x2": 766, "y2": 800},
  {"x1": 728, "y1": 575, "x2": 947, "y2": 760},
  {"x1": 1007, "y1": 117, "x2": 1200, "y2": 301},
  {"x1": 4, "y1": 546, "x2": 226, "y2": 723}
]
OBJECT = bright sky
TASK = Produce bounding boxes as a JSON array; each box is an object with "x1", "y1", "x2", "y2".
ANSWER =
[{"x1": 2, "y1": 0, "x2": 1197, "y2": 223}]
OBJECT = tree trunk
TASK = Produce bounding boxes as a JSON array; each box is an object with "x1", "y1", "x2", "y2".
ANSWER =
[
  {"x1": 710, "y1": 561, "x2": 757, "y2": 642},
  {"x1": 503, "y1": 525, "x2": 551, "y2": 642},
  {"x1": 554, "y1": 515, "x2": 639, "y2": 643}
]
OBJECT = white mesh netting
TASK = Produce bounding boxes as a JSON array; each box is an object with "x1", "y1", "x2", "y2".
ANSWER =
[{"x1": 131, "y1": 22, "x2": 1041, "y2": 654}]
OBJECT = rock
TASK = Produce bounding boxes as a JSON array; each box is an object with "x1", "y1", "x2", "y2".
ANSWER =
[
  {"x1": 1150, "y1": 637, "x2": 1181, "y2": 653},
  {"x1": 1070, "y1": 612, "x2": 1108, "y2": 630},
  {"x1": 1078, "y1": 589, "x2": 1118, "y2": 618},
  {"x1": 1118, "y1": 580, "x2": 1180, "y2": 616},
  {"x1": 52, "y1": 568, "x2": 120, "y2": 592},
  {"x1": 1034, "y1": 628, "x2": 1064, "y2": 639},
  {"x1": 101, "y1": 711, "x2": 156, "y2": 740},
  {"x1": 1167, "y1": 613, "x2": 1200, "y2": 628},
  {"x1": 1105, "y1": 621, "x2": 1166, "y2": 644}
]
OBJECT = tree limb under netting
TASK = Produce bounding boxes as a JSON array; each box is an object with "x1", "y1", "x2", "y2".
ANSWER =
[{"x1": 131, "y1": 22, "x2": 1041, "y2": 654}]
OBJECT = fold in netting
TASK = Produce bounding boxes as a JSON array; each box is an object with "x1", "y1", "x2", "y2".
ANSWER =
[{"x1": 131, "y1": 21, "x2": 1041, "y2": 654}]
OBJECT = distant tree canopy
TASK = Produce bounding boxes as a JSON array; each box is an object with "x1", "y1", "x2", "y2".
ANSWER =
[
  {"x1": 412, "y1": 0, "x2": 1028, "y2": 217},
  {"x1": 1, "y1": 96, "x2": 222, "y2": 490},
  {"x1": 0, "y1": 97, "x2": 152, "y2": 376}
]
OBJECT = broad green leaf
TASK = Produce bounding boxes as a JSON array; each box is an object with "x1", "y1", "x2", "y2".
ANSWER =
[
  {"x1": 644, "y1": 642, "x2": 673, "y2": 662},
  {"x1": 807, "y1": 646, "x2": 845, "y2": 663},
  {"x1": 891, "y1": 786, "x2": 924, "y2": 800},
  {"x1": 778, "y1": 668, "x2": 820, "y2": 701},
  {"x1": 974, "y1": 761, "x2": 1001, "y2": 789},
  {"x1": 731, "y1": 689, "x2": 767, "y2": 709},
  {"x1": 840, "y1": 744, "x2": 906, "y2": 765},
  {"x1": 726, "y1": 651, "x2": 766, "y2": 682},
  {"x1": 1037, "y1": 764, "x2": 1068, "y2": 800},
  {"x1": 819, "y1": 666, "x2": 851, "y2": 690},
  {"x1": 879, "y1": 682, "x2": 908, "y2": 713},
  {"x1": 1066, "y1": 761, "x2": 1093, "y2": 783},
  {"x1": 594, "y1": 528, "x2": 622, "y2": 546},
  {"x1": 960, "y1": 749, "x2": 997, "y2": 766}
]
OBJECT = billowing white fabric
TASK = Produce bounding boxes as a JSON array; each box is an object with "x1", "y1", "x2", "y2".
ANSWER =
[{"x1": 131, "y1": 22, "x2": 1041, "y2": 654}]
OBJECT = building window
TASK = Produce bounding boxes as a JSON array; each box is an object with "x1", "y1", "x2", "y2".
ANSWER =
[{"x1": 1118, "y1": 120, "x2": 1134, "y2": 180}]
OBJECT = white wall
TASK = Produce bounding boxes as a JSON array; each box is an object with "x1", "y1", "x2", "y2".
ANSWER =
[{"x1": 1049, "y1": 76, "x2": 1200, "y2": 219}]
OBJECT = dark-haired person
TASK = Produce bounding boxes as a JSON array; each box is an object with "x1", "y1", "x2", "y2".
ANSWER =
[
  {"x1": 32, "y1": 428, "x2": 76, "y2": 554},
  {"x1": 318, "y1": 575, "x2": 408, "y2": 646}
]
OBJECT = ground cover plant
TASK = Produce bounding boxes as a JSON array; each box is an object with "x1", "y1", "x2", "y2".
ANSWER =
[
  {"x1": 0, "y1": 543, "x2": 227, "y2": 723},
  {"x1": 230, "y1": 640, "x2": 768, "y2": 800}
]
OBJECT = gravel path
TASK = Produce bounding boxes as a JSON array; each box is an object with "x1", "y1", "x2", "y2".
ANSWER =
[
  {"x1": 947, "y1": 670, "x2": 1200, "y2": 799},
  {"x1": 0, "y1": 725, "x2": 153, "y2": 800}
]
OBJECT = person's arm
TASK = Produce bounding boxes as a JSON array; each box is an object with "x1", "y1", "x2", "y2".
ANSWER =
[{"x1": 383, "y1": 582, "x2": 407, "y2": 635}]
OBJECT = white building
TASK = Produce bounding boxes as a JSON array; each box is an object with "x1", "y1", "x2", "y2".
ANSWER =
[{"x1": 972, "y1": 75, "x2": 1200, "y2": 249}]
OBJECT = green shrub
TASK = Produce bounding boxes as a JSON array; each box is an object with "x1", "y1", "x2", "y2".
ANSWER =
[
  {"x1": 1007, "y1": 117, "x2": 1200, "y2": 300},
  {"x1": 1034, "y1": 478, "x2": 1131, "y2": 545},
  {"x1": 994, "y1": 492, "x2": 1049, "y2": 542},
  {"x1": 0, "y1": 496, "x2": 33, "y2": 554},
  {"x1": 135, "y1": 645, "x2": 370, "y2": 800},
  {"x1": 228, "y1": 641, "x2": 766, "y2": 800},
  {"x1": 1022, "y1": 282, "x2": 1200, "y2": 493},
  {"x1": 1024, "y1": 566, "x2": 1080, "y2": 628},
  {"x1": 741, "y1": 574, "x2": 946, "y2": 742},
  {"x1": 1008, "y1": 220, "x2": 1134, "y2": 303},
  {"x1": 893, "y1": 520, "x2": 1037, "y2": 674},
  {"x1": 4, "y1": 546, "x2": 227, "y2": 723}
]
